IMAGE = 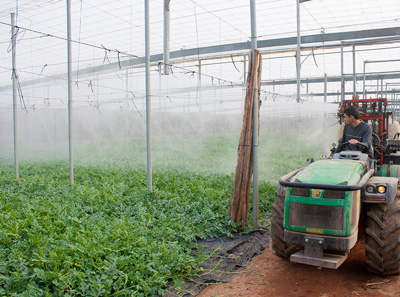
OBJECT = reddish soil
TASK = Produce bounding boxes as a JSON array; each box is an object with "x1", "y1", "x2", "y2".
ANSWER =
[{"x1": 199, "y1": 238, "x2": 400, "y2": 297}]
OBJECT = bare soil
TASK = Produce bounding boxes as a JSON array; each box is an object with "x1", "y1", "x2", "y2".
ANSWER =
[{"x1": 199, "y1": 237, "x2": 400, "y2": 297}]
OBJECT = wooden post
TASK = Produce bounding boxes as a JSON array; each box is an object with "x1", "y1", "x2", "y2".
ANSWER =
[{"x1": 228, "y1": 50, "x2": 262, "y2": 228}]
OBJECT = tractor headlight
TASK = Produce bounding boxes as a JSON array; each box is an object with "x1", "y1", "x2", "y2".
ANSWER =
[
  {"x1": 366, "y1": 185, "x2": 375, "y2": 193},
  {"x1": 363, "y1": 177, "x2": 398, "y2": 204},
  {"x1": 377, "y1": 186, "x2": 386, "y2": 193}
]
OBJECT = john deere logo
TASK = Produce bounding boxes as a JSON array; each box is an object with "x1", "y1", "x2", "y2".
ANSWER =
[{"x1": 312, "y1": 189, "x2": 323, "y2": 198}]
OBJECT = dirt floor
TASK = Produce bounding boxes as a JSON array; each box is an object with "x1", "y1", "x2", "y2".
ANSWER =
[{"x1": 199, "y1": 237, "x2": 400, "y2": 297}]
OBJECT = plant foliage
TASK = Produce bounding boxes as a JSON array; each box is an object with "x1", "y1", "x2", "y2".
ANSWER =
[{"x1": 0, "y1": 161, "x2": 276, "y2": 296}]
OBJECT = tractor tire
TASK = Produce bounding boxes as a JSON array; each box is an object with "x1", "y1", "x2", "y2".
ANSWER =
[
  {"x1": 365, "y1": 190, "x2": 400, "y2": 275},
  {"x1": 271, "y1": 185, "x2": 300, "y2": 258}
]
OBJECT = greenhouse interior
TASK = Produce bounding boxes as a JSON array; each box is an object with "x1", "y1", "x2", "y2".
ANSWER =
[{"x1": 0, "y1": 0, "x2": 400, "y2": 296}]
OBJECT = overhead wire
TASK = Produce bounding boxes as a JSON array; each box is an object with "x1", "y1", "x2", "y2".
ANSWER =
[
  {"x1": 0, "y1": 21, "x2": 141, "y2": 60},
  {"x1": 189, "y1": 0, "x2": 249, "y2": 38},
  {"x1": 193, "y1": 1, "x2": 201, "y2": 106},
  {"x1": 75, "y1": 0, "x2": 84, "y2": 88}
]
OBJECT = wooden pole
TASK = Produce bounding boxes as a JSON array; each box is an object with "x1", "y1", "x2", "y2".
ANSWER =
[{"x1": 228, "y1": 50, "x2": 262, "y2": 228}]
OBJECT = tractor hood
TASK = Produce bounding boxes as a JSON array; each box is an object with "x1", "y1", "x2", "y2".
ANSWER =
[{"x1": 292, "y1": 159, "x2": 364, "y2": 186}]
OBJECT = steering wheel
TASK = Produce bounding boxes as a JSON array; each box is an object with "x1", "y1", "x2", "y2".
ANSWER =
[
  {"x1": 340, "y1": 141, "x2": 369, "y2": 153},
  {"x1": 371, "y1": 133, "x2": 380, "y2": 146},
  {"x1": 371, "y1": 133, "x2": 382, "y2": 156}
]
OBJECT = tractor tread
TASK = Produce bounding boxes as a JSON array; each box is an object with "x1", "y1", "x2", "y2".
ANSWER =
[
  {"x1": 270, "y1": 186, "x2": 300, "y2": 259},
  {"x1": 365, "y1": 192, "x2": 400, "y2": 275}
]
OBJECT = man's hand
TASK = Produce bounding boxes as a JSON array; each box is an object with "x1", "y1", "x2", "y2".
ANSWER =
[{"x1": 349, "y1": 139, "x2": 359, "y2": 145}]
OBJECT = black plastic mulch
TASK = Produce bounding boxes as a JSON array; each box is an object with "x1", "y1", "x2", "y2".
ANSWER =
[{"x1": 165, "y1": 229, "x2": 271, "y2": 297}]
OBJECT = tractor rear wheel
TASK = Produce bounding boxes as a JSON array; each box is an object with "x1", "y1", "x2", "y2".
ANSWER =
[
  {"x1": 271, "y1": 185, "x2": 300, "y2": 258},
  {"x1": 365, "y1": 190, "x2": 400, "y2": 275}
]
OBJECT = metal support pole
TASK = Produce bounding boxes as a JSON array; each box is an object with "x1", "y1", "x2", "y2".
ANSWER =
[
  {"x1": 386, "y1": 83, "x2": 388, "y2": 102},
  {"x1": 392, "y1": 88, "x2": 395, "y2": 114},
  {"x1": 341, "y1": 42, "x2": 344, "y2": 102},
  {"x1": 392, "y1": 92, "x2": 397, "y2": 119},
  {"x1": 323, "y1": 73, "x2": 327, "y2": 154},
  {"x1": 198, "y1": 60, "x2": 203, "y2": 155},
  {"x1": 296, "y1": 0, "x2": 305, "y2": 160},
  {"x1": 11, "y1": 13, "x2": 18, "y2": 181},
  {"x1": 250, "y1": 0, "x2": 259, "y2": 229},
  {"x1": 363, "y1": 61, "x2": 366, "y2": 99},
  {"x1": 126, "y1": 68, "x2": 129, "y2": 102},
  {"x1": 296, "y1": 0, "x2": 301, "y2": 103},
  {"x1": 398, "y1": 93, "x2": 400, "y2": 121},
  {"x1": 324, "y1": 73, "x2": 328, "y2": 103},
  {"x1": 163, "y1": 0, "x2": 170, "y2": 75},
  {"x1": 198, "y1": 60, "x2": 202, "y2": 112},
  {"x1": 243, "y1": 55, "x2": 247, "y2": 86},
  {"x1": 126, "y1": 69, "x2": 130, "y2": 147},
  {"x1": 306, "y1": 81, "x2": 309, "y2": 98},
  {"x1": 352, "y1": 45, "x2": 356, "y2": 98},
  {"x1": 145, "y1": 0, "x2": 152, "y2": 192},
  {"x1": 67, "y1": 0, "x2": 74, "y2": 185}
]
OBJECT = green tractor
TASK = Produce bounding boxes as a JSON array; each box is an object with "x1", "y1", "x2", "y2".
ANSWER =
[{"x1": 271, "y1": 98, "x2": 400, "y2": 275}]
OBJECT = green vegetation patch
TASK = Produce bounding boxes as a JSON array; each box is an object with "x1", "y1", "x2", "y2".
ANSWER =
[{"x1": 0, "y1": 162, "x2": 276, "y2": 296}]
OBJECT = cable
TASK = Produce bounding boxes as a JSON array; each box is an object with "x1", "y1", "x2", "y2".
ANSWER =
[
  {"x1": 76, "y1": 0, "x2": 84, "y2": 84},
  {"x1": 0, "y1": 21, "x2": 141, "y2": 61},
  {"x1": 189, "y1": 0, "x2": 249, "y2": 38}
]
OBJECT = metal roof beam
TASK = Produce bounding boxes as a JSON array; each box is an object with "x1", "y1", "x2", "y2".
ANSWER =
[
  {"x1": 1, "y1": 27, "x2": 400, "y2": 91},
  {"x1": 261, "y1": 72, "x2": 400, "y2": 86},
  {"x1": 305, "y1": 90, "x2": 400, "y2": 97}
]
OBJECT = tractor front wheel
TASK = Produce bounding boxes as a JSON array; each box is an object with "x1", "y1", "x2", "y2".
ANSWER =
[
  {"x1": 271, "y1": 185, "x2": 300, "y2": 258},
  {"x1": 365, "y1": 190, "x2": 400, "y2": 275}
]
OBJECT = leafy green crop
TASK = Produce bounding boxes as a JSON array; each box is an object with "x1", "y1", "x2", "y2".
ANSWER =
[{"x1": 0, "y1": 161, "x2": 276, "y2": 296}]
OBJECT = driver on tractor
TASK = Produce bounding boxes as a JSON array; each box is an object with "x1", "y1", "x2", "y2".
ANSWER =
[{"x1": 334, "y1": 105, "x2": 372, "y2": 158}]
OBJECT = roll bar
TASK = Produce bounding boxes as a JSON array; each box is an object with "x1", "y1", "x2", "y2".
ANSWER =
[{"x1": 279, "y1": 168, "x2": 375, "y2": 191}]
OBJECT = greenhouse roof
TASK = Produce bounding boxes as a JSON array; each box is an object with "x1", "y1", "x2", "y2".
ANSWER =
[{"x1": 0, "y1": 0, "x2": 399, "y2": 108}]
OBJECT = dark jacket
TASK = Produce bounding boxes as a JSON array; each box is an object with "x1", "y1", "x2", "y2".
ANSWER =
[{"x1": 335, "y1": 121, "x2": 372, "y2": 157}]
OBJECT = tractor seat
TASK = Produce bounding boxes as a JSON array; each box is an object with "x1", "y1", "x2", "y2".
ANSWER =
[
  {"x1": 333, "y1": 151, "x2": 369, "y2": 161},
  {"x1": 332, "y1": 151, "x2": 370, "y2": 171}
]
